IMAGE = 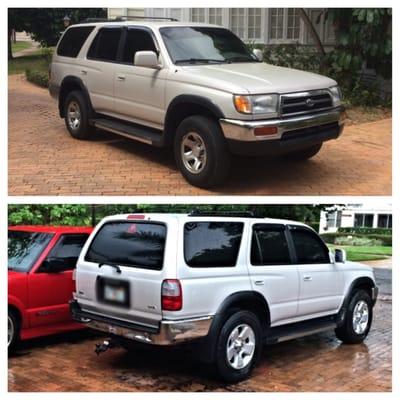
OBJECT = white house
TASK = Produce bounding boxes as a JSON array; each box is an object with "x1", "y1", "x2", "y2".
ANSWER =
[
  {"x1": 319, "y1": 204, "x2": 392, "y2": 234},
  {"x1": 107, "y1": 8, "x2": 336, "y2": 47}
]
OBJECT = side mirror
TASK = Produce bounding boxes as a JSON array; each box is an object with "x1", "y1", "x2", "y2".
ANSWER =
[
  {"x1": 40, "y1": 258, "x2": 75, "y2": 273},
  {"x1": 134, "y1": 51, "x2": 161, "y2": 69},
  {"x1": 253, "y1": 48, "x2": 263, "y2": 62},
  {"x1": 334, "y1": 249, "x2": 346, "y2": 263}
]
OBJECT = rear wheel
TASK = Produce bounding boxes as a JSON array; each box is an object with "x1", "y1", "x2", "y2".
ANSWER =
[
  {"x1": 174, "y1": 116, "x2": 231, "y2": 188},
  {"x1": 335, "y1": 290, "x2": 373, "y2": 344},
  {"x1": 214, "y1": 310, "x2": 262, "y2": 382},
  {"x1": 8, "y1": 309, "x2": 20, "y2": 355},
  {"x1": 284, "y1": 143, "x2": 322, "y2": 161},
  {"x1": 64, "y1": 91, "x2": 92, "y2": 140}
]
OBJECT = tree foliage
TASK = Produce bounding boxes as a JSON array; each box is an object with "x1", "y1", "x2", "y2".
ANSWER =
[{"x1": 8, "y1": 204, "x2": 336, "y2": 230}]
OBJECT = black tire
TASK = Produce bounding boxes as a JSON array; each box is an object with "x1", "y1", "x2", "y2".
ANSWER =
[
  {"x1": 174, "y1": 116, "x2": 231, "y2": 188},
  {"x1": 284, "y1": 143, "x2": 322, "y2": 161},
  {"x1": 64, "y1": 91, "x2": 92, "y2": 140},
  {"x1": 335, "y1": 290, "x2": 373, "y2": 344},
  {"x1": 214, "y1": 310, "x2": 262, "y2": 383},
  {"x1": 8, "y1": 309, "x2": 20, "y2": 355}
]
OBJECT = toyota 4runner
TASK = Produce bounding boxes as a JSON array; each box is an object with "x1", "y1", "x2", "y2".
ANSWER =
[
  {"x1": 71, "y1": 212, "x2": 378, "y2": 382},
  {"x1": 50, "y1": 18, "x2": 346, "y2": 188}
]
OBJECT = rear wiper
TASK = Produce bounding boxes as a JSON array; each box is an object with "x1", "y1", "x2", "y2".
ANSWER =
[
  {"x1": 175, "y1": 58, "x2": 230, "y2": 65},
  {"x1": 98, "y1": 262, "x2": 121, "y2": 274}
]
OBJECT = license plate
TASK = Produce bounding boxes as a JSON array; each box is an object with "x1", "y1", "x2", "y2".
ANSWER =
[{"x1": 104, "y1": 285, "x2": 126, "y2": 303}]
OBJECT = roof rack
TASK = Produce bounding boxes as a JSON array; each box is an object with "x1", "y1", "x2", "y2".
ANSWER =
[
  {"x1": 189, "y1": 210, "x2": 262, "y2": 218},
  {"x1": 81, "y1": 16, "x2": 178, "y2": 23}
]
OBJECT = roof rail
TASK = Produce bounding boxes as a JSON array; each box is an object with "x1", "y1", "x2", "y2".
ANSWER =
[
  {"x1": 81, "y1": 16, "x2": 178, "y2": 23},
  {"x1": 189, "y1": 209, "x2": 261, "y2": 218}
]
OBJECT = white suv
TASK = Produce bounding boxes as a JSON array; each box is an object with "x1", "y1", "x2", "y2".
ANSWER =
[
  {"x1": 71, "y1": 212, "x2": 378, "y2": 382},
  {"x1": 49, "y1": 18, "x2": 346, "y2": 188}
]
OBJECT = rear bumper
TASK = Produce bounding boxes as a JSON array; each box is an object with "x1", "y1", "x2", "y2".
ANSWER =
[
  {"x1": 70, "y1": 300, "x2": 213, "y2": 346},
  {"x1": 220, "y1": 106, "x2": 345, "y2": 156}
]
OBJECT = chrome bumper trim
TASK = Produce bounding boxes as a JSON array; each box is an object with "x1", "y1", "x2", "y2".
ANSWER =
[
  {"x1": 81, "y1": 315, "x2": 213, "y2": 346},
  {"x1": 219, "y1": 107, "x2": 345, "y2": 142}
]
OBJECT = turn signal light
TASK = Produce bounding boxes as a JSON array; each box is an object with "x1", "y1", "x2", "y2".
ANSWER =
[
  {"x1": 234, "y1": 95, "x2": 252, "y2": 114},
  {"x1": 254, "y1": 126, "x2": 278, "y2": 136}
]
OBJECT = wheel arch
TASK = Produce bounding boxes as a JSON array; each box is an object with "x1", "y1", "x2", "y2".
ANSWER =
[
  {"x1": 58, "y1": 76, "x2": 94, "y2": 118},
  {"x1": 163, "y1": 95, "x2": 225, "y2": 147}
]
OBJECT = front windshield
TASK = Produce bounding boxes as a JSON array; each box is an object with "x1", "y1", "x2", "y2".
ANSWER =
[
  {"x1": 160, "y1": 26, "x2": 258, "y2": 64},
  {"x1": 8, "y1": 230, "x2": 53, "y2": 272}
]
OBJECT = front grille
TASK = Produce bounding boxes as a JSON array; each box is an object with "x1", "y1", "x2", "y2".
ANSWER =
[{"x1": 281, "y1": 91, "x2": 333, "y2": 116}]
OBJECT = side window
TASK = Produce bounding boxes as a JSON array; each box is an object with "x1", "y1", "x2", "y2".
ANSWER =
[
  {"x1": 290, "y1": 227, "x2": 330, "y2": 264},
  {"x1": 57, "y1": 26, "x2": 94, "y2": 58},
  {"x1": 251, "y1": 224, "x2": 291, "y2": 265},
  {"x1": 45, "y1": 234, "x2": 89, "y2": 271},
  {"x1": 87, "y1": 28, "x2": 122, "y2": 62},
  {"x1": 122, "y1": 29, "x2": 157, "y2": 64},
  {"x1": 184, "y1": 221, "x2": 244, "y2": 267}
]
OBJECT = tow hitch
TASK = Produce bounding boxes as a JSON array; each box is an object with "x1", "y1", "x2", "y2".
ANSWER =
[{"x1": 95, "y1": 338, "x2": 120, "y2": 356}]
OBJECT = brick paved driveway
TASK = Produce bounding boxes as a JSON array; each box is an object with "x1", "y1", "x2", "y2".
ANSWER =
[
  {"x1": 8, "y1": 297, "x2": 391, "y2": 392},
  {"x1": 8, "y1": 75, "x2": 391, "y2": 195}
]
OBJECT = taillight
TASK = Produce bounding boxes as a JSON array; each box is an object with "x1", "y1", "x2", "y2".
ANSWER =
[{"x1": 161, "y1": 279, "x2": 182, "y2": 311}]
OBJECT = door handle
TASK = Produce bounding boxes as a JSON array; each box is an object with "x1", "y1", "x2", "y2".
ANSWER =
[
  {"x1": 254, "y1": 280, "x2": 264, "y2": 286},
  {"x1": 303, "y1": 275, "x2": 312, "y2": 281},
  {"x1": 81, "y1": 70, "x2": 87, "y2": 75},
  {"x1": 117, "y1": 75, "x2": 126, "y2": 81}
]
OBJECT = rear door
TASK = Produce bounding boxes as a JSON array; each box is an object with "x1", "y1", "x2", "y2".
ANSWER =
[
  {"x1": 247, "y1": 223, "x2": 299, "y2": 326},
  {"x1": 288, "y1": 225, "x2": 343, "y2": 318},
  {"x1": 28, "y1": 233, "x2": 89, "y2": 327},
  {"x1": 75, "y1": 216, "x2": 177, "y2": 329},
  {"x1": 81, "y1": 27, "x2": 123, "y2": 114}
]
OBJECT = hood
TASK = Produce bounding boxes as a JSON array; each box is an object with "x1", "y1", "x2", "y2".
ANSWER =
[{"x1": 179, "y1": 62, "x2": 337, "y2": 94}]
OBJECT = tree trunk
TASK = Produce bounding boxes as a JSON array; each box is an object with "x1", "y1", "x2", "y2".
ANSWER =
[
  {"x1": 299, "y1": 9, "x2": 326, "y2": 57},
  {"x1": 8, "y1": 27, "x2": 13, "y2": 60}
]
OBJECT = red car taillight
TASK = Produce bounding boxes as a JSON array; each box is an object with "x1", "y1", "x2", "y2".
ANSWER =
[{"x1": 161, "y1": 279, "x2": 182, "y2": 311}]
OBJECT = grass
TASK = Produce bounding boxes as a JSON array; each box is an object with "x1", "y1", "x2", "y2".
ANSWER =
[
  {"x1": 8, "y1": 51, "x2": 49, "y2": 75},
  {"x1": 328, "y1": 245, "x2": 392, "y2": 262},
  {"x1": 11, "y1": 41, "x2": 32, "y2": 53}
]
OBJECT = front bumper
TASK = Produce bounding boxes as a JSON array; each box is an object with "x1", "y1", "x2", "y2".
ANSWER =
[
  {"x1": 220, "y1": 107, "x2": 346, "y2": 156},
  {"x1": 70, "y1": 300, "x2": 213, "y2": 346}
]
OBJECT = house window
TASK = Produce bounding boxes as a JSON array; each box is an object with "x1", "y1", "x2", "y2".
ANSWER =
[
  {"x1": 230, "y1": 8, "x2": 262, "y2": 40},
  {"x1": 378, "y1": 214, "x2": 392, "y2": 229},
  {"x1": 191, "y1": 8, "x2": 206, "y2": 23},
  {"x1": 170, "y1": 8, "x2": 182, "y2": 21},
  {"x1": 354, "y1": 214, "x2": 374, "y2": 228},
  {"x1": 209, "y1": 8, "x2": 223, "y2": 26},
  {"x1": 326, "y1": 211, "x2": 342, "y2": 228},
  {"x1": 270, "y1": 8, "x2": 301, "y2": 41},
  {"x1": 152, "y1": 8, "x2": 165, "y2": 18}
]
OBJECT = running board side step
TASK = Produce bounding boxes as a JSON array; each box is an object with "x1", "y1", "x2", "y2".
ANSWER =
[
  {"x1": 266, "y1": 317, "x2": 337, "y2": 345},
  {"x1": 93, "y1": 118, "x2": 164, "y2": 147}
]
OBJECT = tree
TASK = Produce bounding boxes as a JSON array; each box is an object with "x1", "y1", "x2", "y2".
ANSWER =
[{"x1": 8, "y1": 8, "x2": 106, "y2": 59}]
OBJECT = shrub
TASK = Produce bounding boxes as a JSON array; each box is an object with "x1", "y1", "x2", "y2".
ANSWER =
[
  {"x1": 25, "y1": 68, "x2": 48, "y2": 88},
  {"x1": 334, "y1": 236, "x2": 383, "y2": 246},
  {"x1": 338, "y1": 227, "x2": 392, "y2": 235},
  {"x1": 321, "y1": 232, "x2": 392, "y2": 246},
  {"x1": 41, "y1": 47, "x2": 53, "y2": 64}
]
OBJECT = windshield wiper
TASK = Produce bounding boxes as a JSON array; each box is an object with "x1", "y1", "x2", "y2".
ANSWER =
[
  {"x1": 175, "y1": 58, "x2": 230, "y2": 65},
  {"x1": 227, "y1": 56, "x2": 260, "y2": 63}
]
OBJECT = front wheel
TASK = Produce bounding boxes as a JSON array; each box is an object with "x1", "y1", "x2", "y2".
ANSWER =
[
  {"x1": 64, "y1": 91, "x2": 92, "y2": 140},
  {"x1": 335, "y1": 290, "x2": 373, "y2": 344},
  {"x1": 8, "y1": 309, "x2": 20, "y2": 355},
  {"x1": 174, "y1": 116, "x2": 231, "y2": 188},
  {"x1": 214, "y1": 310, "x2": 262, "y2": 382}
]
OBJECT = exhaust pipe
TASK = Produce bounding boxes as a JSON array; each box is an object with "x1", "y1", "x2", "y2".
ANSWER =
[{"x1": 94, "y1": 338, "x2": 119, "y2": 356}]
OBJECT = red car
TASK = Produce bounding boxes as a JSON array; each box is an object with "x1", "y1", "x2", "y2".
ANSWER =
[{"x1": 8, "y1": 225, "x2": 93, "y2": 352}]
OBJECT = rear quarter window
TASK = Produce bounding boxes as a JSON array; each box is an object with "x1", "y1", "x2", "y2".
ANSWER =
[
  {"x1": 57, "y1": 26, "x2": 95, "y2": 58},
  {"x1": 85, "y1": 221, "x2": 166, "y2": 270},
  {"x1": 184, "y1": 221, "x2": 244, "y2": 267}
]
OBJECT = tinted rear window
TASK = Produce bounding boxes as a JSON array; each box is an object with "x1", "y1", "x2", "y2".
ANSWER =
[
  {"x1": 87, "y1": 28, "x2": 122, "y2": 62},
  {"x1": 85, "y1": 221, "x2": 166, "y2": 270},
  {"x1": 184, "y1": 222, "x2": 244, "y2": 267},
  {"x1": 57, "y1": 26, "x2": 94, "y2": 57}
]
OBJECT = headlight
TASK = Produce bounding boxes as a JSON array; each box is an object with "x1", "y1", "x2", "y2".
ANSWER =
[
  {"x1": 329, "y1": 86, "x2": 342, "y2": 107},
  {"x1": 234, "y1": 94, "x2": 279, "y2": 115}
]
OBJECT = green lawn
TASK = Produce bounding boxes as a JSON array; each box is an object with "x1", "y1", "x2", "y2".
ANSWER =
[
  {"x1": 11, "y1": 41, "x2": 32, "y2": 53},
  {"x1": 8, "y1": 52, "x2": 49, "y2": 75},
  {"x1": 328, "y1": 245, "x2": 392, "y2": 262}
]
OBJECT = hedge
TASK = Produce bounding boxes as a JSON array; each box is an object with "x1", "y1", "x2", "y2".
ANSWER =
[
  {"x1": 338, "y1": 227, "x2": 392, "y2": 235},
  {"x1": 25, "y1": 68, "x2": 49, "y2": 88},
  {"x1": 320, "y1": 232, "x2": 392, "y2": 246}
]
